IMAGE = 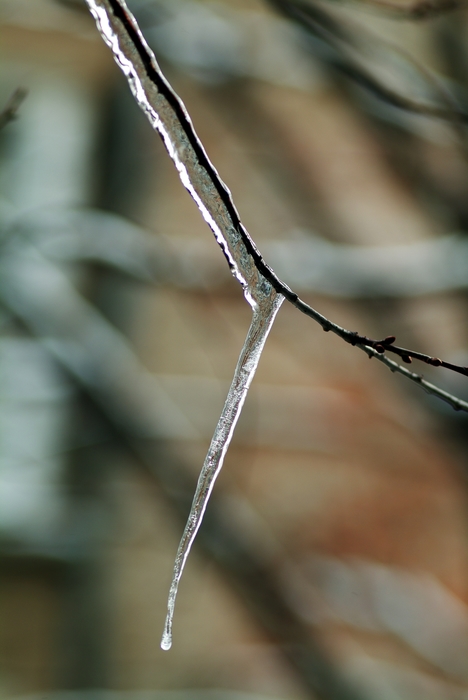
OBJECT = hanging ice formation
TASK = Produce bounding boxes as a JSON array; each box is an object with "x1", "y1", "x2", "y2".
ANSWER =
[
  {"x1": 161, "y1": 297, "x2": 282, "y2": 650},
  {"x1": 86, "y1": 0, "x2": 285, "y2": 650}
]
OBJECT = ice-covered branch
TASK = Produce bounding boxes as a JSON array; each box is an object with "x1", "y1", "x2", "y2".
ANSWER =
[
  {"x1": 86, "y1": 0, "x2": 277, "y2": 311},
  {"x1": 85, "y1": 0, "x2": 285, "y2": 649},
  {"x1": 85, "y1": 0, "x2": 468, "y2": 648},
  {"x1": 84, "y1": 0, "x2": 468, "y2": 387}
]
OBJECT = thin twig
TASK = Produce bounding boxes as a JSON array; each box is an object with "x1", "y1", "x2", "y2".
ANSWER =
[
  {"x1": 85, "y1": 0, "x2": 468, "y2": 413},
  {"x1": 359, "y1": 345, "x2": 468, "y2": 412},
  {"x1": 349, "y1": 333, "x2": 467, "y2": 377}
]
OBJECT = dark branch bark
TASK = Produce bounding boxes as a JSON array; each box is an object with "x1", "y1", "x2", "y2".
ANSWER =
[{"x1": 85, "y1": 0, "x2": 468, "y2": 413}]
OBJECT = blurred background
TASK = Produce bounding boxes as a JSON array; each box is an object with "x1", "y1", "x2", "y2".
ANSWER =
[{"x1": 1, "y1": 0, "x2": 468, "y2": 698}]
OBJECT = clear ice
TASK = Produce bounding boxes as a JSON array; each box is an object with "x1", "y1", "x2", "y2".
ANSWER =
[
  {"x1": 161, "y1": 293, "x2": 282, "y2": 650},
  {"x1": 85, "y1": 0, "x2": 285, "y2": 650}
]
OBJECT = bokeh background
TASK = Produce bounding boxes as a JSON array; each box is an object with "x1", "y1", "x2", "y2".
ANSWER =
[{"x1": 1, "y1": 0, "x2": 468, "y2": 698}]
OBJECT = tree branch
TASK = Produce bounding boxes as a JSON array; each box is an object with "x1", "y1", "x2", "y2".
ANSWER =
[{"x1": 85, "y1": 0, "x2": 468, "y2": 419}]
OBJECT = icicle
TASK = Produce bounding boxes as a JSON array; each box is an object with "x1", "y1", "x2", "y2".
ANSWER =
[
  {"x1": 161, "y1": 291, "x2": 283, "y2": 650},
  {"x1": 85, "y1": 0, "x2": 285, "y2": 650}
]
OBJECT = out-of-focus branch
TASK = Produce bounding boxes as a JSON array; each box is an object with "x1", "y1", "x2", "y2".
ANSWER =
[
  {"x1": 268, "y1": 0, "x2": 468, "y2": 123},
  {"x1": 54, "y1": 0, "x2": 89, "y2": 12},
  {"x1": 84, "y1": 0, "x2": 468, "y2": 411},
  {"x1": 135, "y1": 444, "x2": 368, "y2": 700},
  {"x1": 18, "y1": 207, "x2": 468, "y2": 409},
  {"x1": 265, "y1": 234, "x2": 468, "y2": 298},
  {"x1": 0, "y1": 88, "x2": 27, "y2": 131},
  {"x1": 0, "y1": 238, "x2": 365, "y2": 700},
  {"x1": 353, "y1": 0, "x2": 465, "y2": 20},
  {"x1": 21, "y1": 210, "x2": 468, "y2": 299}
]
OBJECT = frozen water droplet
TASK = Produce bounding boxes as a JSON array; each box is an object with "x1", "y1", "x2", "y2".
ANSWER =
[{"x1": 160, "y1": 629, "x2": 172, "y2": 651}]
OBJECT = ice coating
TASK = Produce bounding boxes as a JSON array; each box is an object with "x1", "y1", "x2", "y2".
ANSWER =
[
  {"x1": 86, "y1": 0, "x2": 267, "y2": 310},
  {"x1": 161, "y1": 292, "x2": 283, "y2": 649},
  {"x1": 85, "y1": 0, "x2": 284, "y2": 650}
]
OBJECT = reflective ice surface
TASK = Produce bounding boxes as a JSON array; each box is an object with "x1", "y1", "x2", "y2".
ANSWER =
[
  {"x1": 86, "y1": 0, "x2": 284, "y2": 650},
  {"x1": 161, "y1": 294, "x2": 283, "y2": 649}
]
